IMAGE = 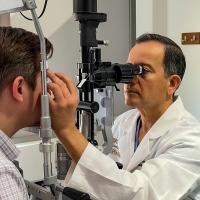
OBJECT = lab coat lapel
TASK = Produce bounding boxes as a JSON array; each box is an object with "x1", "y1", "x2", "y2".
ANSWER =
[
  {"x1": 117, "y1": 112, "x2": 140, "y2": 169},
  {"x1": 127, "y1": 96, "x2": 184, "y2": 171},
  {"x1": 126, "y1": 133, "x2": 150, "y2": 171}
]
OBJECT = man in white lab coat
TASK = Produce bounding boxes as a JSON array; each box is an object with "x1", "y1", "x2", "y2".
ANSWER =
[{"x1": 51, "y1": 33, "x2": 200, "y2": 200}]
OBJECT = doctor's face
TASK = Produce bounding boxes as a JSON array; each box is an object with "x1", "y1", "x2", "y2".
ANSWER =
[{"x1": 124, "y1": 41, "x2": 171, "y2": 111}]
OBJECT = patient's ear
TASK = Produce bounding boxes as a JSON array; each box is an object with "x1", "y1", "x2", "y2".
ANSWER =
[{"x1": 12, "y1": 76, "x2": 26, "y2": 102}]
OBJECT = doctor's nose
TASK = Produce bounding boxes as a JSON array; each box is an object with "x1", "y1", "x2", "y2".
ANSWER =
[{"x1": 126, "y1": 75, "x2": 139, "y2": 87}]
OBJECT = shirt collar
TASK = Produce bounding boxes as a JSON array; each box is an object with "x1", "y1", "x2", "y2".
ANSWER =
[{"x1": 0, "y1": 130, "x2": 20, "y2": 161}]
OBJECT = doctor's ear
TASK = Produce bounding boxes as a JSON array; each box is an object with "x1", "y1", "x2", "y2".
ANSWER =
[
  {"x1": 167, "y1": 74, "x2": 181, "y2": 96},
  {"x1": 12, "y1": 76, "x2": 26, "y2": 102}
]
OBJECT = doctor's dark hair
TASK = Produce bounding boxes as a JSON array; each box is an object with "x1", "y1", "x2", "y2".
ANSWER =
[
  {"x1": 135, "y1": 33, "x2": 186, "y2": 80},
  {"x1": 0, "y1": 26, "x2": 53, "y2": 94}
]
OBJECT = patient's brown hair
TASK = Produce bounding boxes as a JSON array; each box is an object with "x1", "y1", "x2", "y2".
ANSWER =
[{"x1": 0, "y1": 26, "x2": 53, "y2": 94}]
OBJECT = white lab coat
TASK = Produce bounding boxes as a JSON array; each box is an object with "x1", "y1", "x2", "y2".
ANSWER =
[{"x1": 65, "y1": 97, "x2": 200, "y2": 200}]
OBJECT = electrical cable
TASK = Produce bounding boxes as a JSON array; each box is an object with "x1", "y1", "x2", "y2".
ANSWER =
[{"x1": 20, "y1": 0, "x2": 48, "y2": 20}]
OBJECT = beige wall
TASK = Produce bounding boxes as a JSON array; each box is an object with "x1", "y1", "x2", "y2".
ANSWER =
[
  {"x1": 11, "y1": 0, "x2": 72, "y2": 37},
  {"x1": 136, "y1": 0, "x2": 167, "y2": 36}
]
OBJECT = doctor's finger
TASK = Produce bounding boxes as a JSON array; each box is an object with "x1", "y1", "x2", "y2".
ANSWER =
[
  {"x1": 54, "y1": 72, "x2": 78, "y2": 96},
  {"x1": 48, "y1": 72, "x2": 69, "y2": 98},
  {"x1": 47, "y1": 82, "x2": 65, "y2": 102}
]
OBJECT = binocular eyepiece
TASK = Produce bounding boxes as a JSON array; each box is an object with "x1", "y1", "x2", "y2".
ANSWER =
[{"x1": 93, "y1": 63, "x2": 145, "y2": 87}]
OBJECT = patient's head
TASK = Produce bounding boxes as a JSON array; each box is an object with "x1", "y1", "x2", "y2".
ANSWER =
[{"x1": 0, "y1": 26, "x2": 53, "y2": 94}]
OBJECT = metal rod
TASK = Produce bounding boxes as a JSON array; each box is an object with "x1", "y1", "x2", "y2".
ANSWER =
[{"x1": 26, "y1": 0, "x2": 55, "y2": 185}]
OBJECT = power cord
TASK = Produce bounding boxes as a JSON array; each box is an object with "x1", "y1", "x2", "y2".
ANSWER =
[{"x1": 20, "y1": 0, "x2": 48, "y2": 20}]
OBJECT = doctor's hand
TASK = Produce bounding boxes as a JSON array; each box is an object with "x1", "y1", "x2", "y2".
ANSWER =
[
  {"x1": 47, "y1": 71, "x2": 79, "y2": 136},
  {"x1": 47, "y1": 71, "x2": 88, "y2": 163}
]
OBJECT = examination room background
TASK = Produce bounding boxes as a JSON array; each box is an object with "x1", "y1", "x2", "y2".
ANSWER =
[
  {"x1": 11, "y1": 0, "x2": 200, "y2": 120},
  {"x1": 6, "y1": 0, "x2": 200, "y2": 181}
]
